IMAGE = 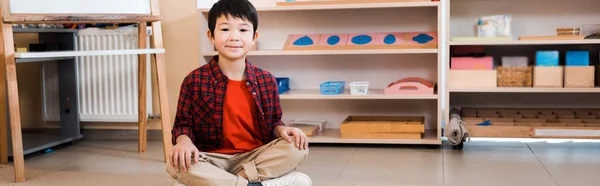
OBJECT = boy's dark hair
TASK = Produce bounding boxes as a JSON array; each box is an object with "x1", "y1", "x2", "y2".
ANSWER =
[{"x1": 208, "y1": 0, "x2": 258, "y2": 37}]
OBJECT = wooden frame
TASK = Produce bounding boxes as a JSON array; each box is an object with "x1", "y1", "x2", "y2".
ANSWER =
[{"x1": 0, "y1": 0, "x2": 172, "y2": 183}]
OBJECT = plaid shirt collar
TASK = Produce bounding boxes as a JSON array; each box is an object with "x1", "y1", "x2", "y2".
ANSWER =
[{"x1": 208, "y1": 55, "x2": 258, "y2": 85}]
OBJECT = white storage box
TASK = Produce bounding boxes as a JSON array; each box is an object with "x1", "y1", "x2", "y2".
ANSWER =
[{"x1": 349, "y1": 81, "x2": 370, "y2": 95}]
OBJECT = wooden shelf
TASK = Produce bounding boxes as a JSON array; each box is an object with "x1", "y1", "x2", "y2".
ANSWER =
[
  {"x1": 15, "y1": 49, "x2": 165, "y2": 58},
  {"x1": 449, "y1": 39, "x2": 600, "y2": 46},
  {"x1": 280, "y1": 89, "x2": 438, "y2": 100},
  {"x1": 309, "y1": 128, "x2": 440, "y2": 144},
  {"x1": 199, "y1": 0, "x2": 443, "y2": 145},
  {"x1": 199, "y1": 1, "x2": 439, "y2": 13},
  {"x1": 444, "y1": 0, "x2": 600, "y2": 145},
  {"x1": 201, "y1": 49, "x2": 438, "y2": 57},
  {"x1": 448, "y1": 87, "x2": 600, "y2": 93}
]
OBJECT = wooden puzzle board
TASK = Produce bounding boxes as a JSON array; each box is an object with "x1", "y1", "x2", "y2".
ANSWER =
[
  {"x1": 283, "y1": 32, "x2": 437, "y2": 51},
  {"x1": 339, "y1": 116, "x2": 426, "y2": 139},
  {"x1": 461, "y1": 107, "x2": 600, "y2": 139}
]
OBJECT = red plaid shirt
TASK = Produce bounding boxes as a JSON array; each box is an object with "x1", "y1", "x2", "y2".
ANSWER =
[{"x1": 171, "y1": 56, "x2": 285, "y2": 152}]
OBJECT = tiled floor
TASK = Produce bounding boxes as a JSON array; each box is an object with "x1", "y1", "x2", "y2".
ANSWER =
[{"x1": 1, "y1": 139, "x2": 600, "y2": 186}]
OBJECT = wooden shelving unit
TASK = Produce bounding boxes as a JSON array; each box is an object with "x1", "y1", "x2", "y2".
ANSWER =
[
  {"x1": 199, "y1": 1, "x2": 443, "y2": 145},
  {"x1": 201, "y1": 49, "x2": 438, "y2": 56},
  {"x1": 444, "y1": 0, "x2": 600, "y2": 146}
]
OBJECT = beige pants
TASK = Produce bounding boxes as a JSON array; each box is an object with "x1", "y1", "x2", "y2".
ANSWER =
[{"x1": 166, "y1": 138, "x2": 309, "y2": 186}]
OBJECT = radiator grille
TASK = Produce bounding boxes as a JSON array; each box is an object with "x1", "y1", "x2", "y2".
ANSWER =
[{"x1": 42, "y1": 26, "x2": 153, "y2": 122}]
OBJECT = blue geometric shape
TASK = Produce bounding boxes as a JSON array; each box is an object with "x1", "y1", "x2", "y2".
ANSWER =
[
  {"x1": 351, "y1": 35, "x2": 372, "y2": 45},
  {"x1": 535, "y1": 51, "x2": 559, "y2": 66},
  {"x1": 566, "y1": 51, "x2": 590, "y2": 66},
  {"x1": 293, "y1": 36, "x2": 314, "y2": 46},
  {"x1": 412, "y1": 33, "x2": 434, "y2": 44},
  {"x1": 383, "y1": 34, "x2": 396, "y2": 44},
  {"x1": 327, "y1": 35, "x2": 341, "y2": 45}
]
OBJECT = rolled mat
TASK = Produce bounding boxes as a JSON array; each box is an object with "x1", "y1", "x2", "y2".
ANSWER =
[{"x1": 446, "y1": 108, "x2": 470, "y2": 146}]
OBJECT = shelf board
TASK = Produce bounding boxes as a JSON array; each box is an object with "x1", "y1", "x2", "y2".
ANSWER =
[
  {"x1": 448, "y1": 87, "x2": 600, "y2": 93},
  {"x1": 13, "y1": 28, "x2": 78, "y2": 33},
  {"x1": 449, "y1": 39, "x2": 600, "y2": 46},
  {"x1": 16, "y1": 57, "x2": 74, "y2": 63},
  {"x1": 309, "y1": 128, "x2": 440, "y2": 144},
  {"x1": 15, "y1": 49, "x2": 165, "y2": 58},
  {"x1": 200, "y1": 1, "x2": 440, "y2": 13},
  {"x1": 8, "y1": 133, "x2": 83, "y2": 156},
  {"x1": 202, "y1": 49, "x2": 438, "y2": 57},
  {"x1": 280, "y1": 89, "x2": 438, "y2": 100}
]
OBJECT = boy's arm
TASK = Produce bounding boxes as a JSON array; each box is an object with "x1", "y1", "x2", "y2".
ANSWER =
[{"x1": 172, "y1": 76, "x2": 195, "y2": 145}]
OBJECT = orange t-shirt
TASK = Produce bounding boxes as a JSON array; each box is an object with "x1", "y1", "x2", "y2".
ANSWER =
[{"x1": 209, "y1": 79, "x2": 265, "y2": 154}]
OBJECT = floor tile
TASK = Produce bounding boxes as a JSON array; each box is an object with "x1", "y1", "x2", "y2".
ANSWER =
[
  {"x1": 337, "y1": 160, "x2": 443, "y2": 185},
  {"x1": 444, "y1": 162, "x2": 557, "y2": 186},
  {"x1": 351, "y1": 146, "x2": 443, "y2": 164}
]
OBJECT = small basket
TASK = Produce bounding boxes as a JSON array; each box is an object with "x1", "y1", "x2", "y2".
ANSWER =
[
  {"x1": 320, "y1": 81, "x2": 345, "y2": 95},
  {"x1": 497, "y1": 66, "x2": 533, "y2": 87},
  {"x1": 349, "y1": 81, "x2": 370, "y2": 95},
  {"x1": 276, "y1": 77, "x2": 290, "y2": 94}
]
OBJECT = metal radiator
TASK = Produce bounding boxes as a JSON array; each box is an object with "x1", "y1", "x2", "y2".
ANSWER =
[{"x1": 42, "y1": 26, "x2": 153, "y2": 122}]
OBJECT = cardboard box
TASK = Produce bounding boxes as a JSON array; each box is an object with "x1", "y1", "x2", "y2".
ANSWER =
[
  {"x1": 533, "y1": 66, "x2": 563, "y2": 87},
  {"x1": 448, "y1": 70, "x2": 497, "y2": 87},
  {"x1": 565, "y1": 66, "x2": 595, "y2": 88}
]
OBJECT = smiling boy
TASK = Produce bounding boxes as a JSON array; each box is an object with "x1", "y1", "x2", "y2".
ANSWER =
[{"x1": 166, "y1": 0, "x2": 312, "y2": 186}]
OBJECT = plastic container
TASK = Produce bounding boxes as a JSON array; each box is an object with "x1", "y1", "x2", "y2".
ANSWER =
[
  {"x1": 319, "y1": 81, "x2": 345, "y2": 95},
  {"x1": 276, "y1": 77, "x2": 289, "y2": 94},
  {"x1": 349, "y1": 81, "x2": 370, "y2": 95}
]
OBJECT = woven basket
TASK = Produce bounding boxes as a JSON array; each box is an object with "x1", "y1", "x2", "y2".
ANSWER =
[{"x1": 497, "y1": 66, "x2": 533, "y2": 87}]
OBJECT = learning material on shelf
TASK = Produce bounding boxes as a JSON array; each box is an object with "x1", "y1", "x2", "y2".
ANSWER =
[
  {"x1": 284, "y1": 32, "x2": 437, "y2": 51},
  {"x1": 459, "y1": 107, "x2": 600, "y2": 139}
]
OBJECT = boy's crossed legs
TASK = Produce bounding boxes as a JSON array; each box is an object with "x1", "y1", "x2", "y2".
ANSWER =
[{"x1": 166, "y1": 138, "x2": 309, "y2": 186}]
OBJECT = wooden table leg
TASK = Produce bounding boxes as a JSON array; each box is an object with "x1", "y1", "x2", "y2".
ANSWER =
[
  {"x1": 150, "y1": 21, "x2": 173, "y2": 162},
  {"x1": 2, "y1": 23, "x2": 25, "y2": 182},
  {"x1": 138, "y1": 22, "x2": 148, "y2": 153}
]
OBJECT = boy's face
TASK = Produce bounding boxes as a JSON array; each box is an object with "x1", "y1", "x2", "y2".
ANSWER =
[{"x1": 208, "y1": 14, "x2": 258, "y2": 61}]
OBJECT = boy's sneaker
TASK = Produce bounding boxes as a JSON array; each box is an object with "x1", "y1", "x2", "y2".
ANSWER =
[{"x1": 260, "y1": 172, "x2": 312, "y2": 186}]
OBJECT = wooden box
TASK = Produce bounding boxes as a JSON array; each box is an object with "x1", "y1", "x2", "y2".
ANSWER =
[
  {"x1": 339, "y1": 116, "x2": 425, "y2": 139},
  {"x1": 533, "y1": 66, "x2": 563, "y2": 87},
  {"x1": 597, "y1": 65, "x2": 600, "y2": 87},
  {"x1": 565, "y1": 66, "x2": 595, "y2": 88},
  {"x1": 448, "y1": 70, "x2": 497, "y2": 87},
  {"x1": 497, "y1": 66, "x2": 533, "y2": 87}
]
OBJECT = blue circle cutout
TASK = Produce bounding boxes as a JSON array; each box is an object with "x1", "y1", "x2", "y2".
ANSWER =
[
  {"x1": 383, "y1": 34, "x2": 396, "y2": 44},
  {"x1": 327, "y1": 35, "x2": 340, "y2": 45},
  {"x1": 351, "y1": 35, "x2": 372, "y2": 45},
  {"x1": 293, "y1": 36, "x2": 314, "y2": 46},
  {"x1": 412, "y1": 33, "x2": 434, "y2": 44}
]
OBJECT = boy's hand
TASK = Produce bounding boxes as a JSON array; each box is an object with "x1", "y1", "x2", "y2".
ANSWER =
[
  {"x1": 170, "y1": 135, "x2": 200, "y2": 173},
  {"x1": 275, "y1": 126, "x2": 309, "y2": 150}
]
